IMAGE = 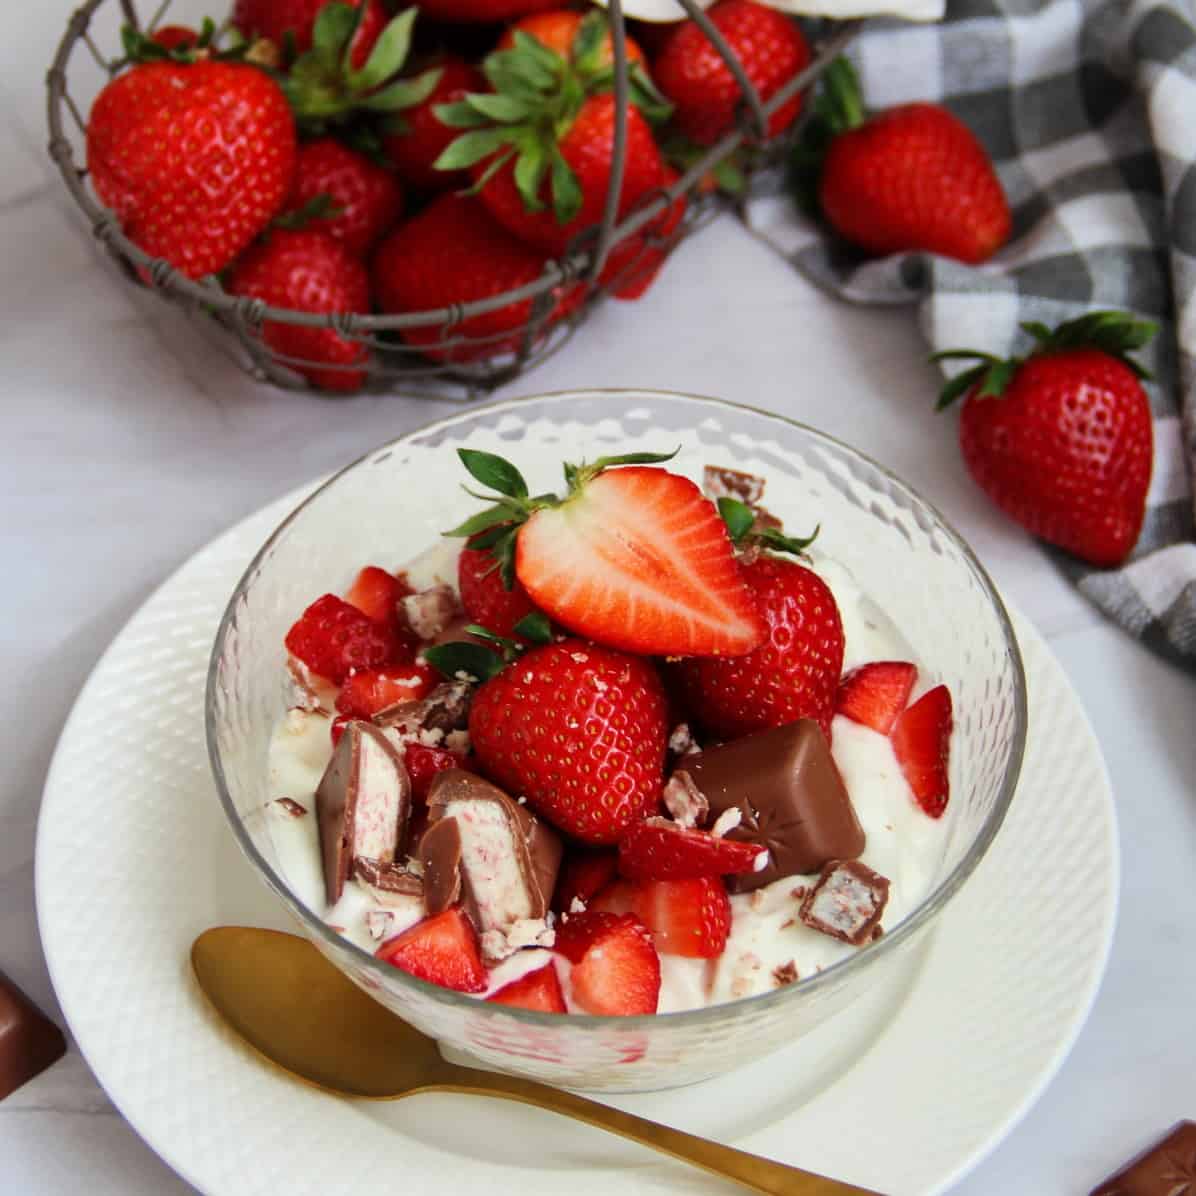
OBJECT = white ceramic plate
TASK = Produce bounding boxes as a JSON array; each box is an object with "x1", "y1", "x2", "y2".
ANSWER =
[{"x1": 36, "y1": 480, "x2": 1117, "y2": 1196}]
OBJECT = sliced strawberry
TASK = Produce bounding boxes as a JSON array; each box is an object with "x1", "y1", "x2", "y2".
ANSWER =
[
  {"x1": 345, "y1": 565, "x2": 412, "y2": 627},
  {"x1": 375, "y1": 907, "x2": 486, "y2": 993},
  {"x1": 617, "y1": 818, "x2": 766, "y2": 882},
  {"x1": 891, "y1": 684, "x2": 953, "y2": 818},
  {"x1": 285, "y1": 593, "x2": 403, "y2": 684},
  {"x1": 552, "y1": 848, "x2": 619, "y2": 914},
  {"x1": 335, "y1": 660, "x2": 438, "y2": 718},
  {"x1": 458, "y1": 536, "x2": 538, "y2": 638},
  {"x1": 554, "y1": 911, "x2": 660, "y2": 1015},
  {"x1": 593, "y1": 877, "x2": 730, "y2": 959},
  {"x1": 836, "y1": 661, "x2": 918, "y2": 735},
  {"x1": 516, "y1": 467, "x2": 764, "y2": 657},
  {"x1": 405, "y1": 742, "x2": 469, "y2": 802},
  {"x1": 486, "y1": 963, "x2": 567, "y2": 1013}
]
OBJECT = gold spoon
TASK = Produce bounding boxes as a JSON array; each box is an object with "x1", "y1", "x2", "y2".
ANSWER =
[{"x1": 192, "y1": 927, "x2": 881, "y2": 1196}]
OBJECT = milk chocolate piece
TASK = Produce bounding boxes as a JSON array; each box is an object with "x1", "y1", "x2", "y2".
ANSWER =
[
  {"x1": 681, "y1": 721, "x2": 865, "y2": 892},
  {"x1": 703, "y1": 465, "x2": 766, "y2": 506},
  {"x1": 372, "y1": 680, "x2": 473, "y2": 737},
  {"x1": 0, "y1": 971, "x2": 66, "y2": 1101},
  {"x1": 316, "y1": 721, "x2": 412, "y2": 905},
  {"x1": 400, "y1": 585, "x2": 460, "y2": 641},
  {"x1": 799, "y1": 859, "x2": 889, "y2": 945},
  {"x1": 419, "y1": 817, "x2": 463, "y2": 914},
  {"x1": 1091, "y1": 1121, "x2": 1196, "y2": 1195},
  {"x1": 427, "y1": 770, "x2": 562, "y2": 962},
  {"x1": 353, "y1": 857, "x2": 423, "y2": 901}
]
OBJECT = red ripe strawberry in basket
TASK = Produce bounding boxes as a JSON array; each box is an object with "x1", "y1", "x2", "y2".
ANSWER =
[
  {"x1": 497, "y1": 10, "x2": 648, "y2": 65},
  {"x1": 232, "y1": 0, "x2": 386, "y2": 67},
  {"x1": 410, "y1": 0, "x2": 560, "y2": 25},
  {"x1": 654, "y1": 0, "x2": 811, "y2": 146},
  {"x1": 371, "y1": 192, "x2": 580, "y2": 363},
  {"x1": 87, "y1": 59, "x2": 295, "y2": 279},
  {"x1": 933, "y1": 311, "x2": 1156, "y2": 567},
  {"x1": 282, "y1": 138, "x2": 402, "y2": 257},
  {"x1": 228, "y1": 229, "x2": 371, "y2": 392},
  {"x1": 434, "y1": 12, "x2": 673, "y2": 258}
]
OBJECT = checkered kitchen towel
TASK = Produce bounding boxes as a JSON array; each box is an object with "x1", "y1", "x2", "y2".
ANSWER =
[{"x1": 746, "y1": 0, "x2": 1196, "y2": 672}]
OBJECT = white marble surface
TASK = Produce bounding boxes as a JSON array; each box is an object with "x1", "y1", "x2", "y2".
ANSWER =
[{"x1": 2, "y1": 4, "x2": 1195, "y2": 1192}]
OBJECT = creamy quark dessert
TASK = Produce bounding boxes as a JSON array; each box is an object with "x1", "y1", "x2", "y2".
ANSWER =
[{"x1": 265, "y1": 452, "x2": 954, "y2": 1015}]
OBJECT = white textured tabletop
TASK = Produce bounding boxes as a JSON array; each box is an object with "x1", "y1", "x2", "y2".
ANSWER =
[{"x1": 3, "y1": 6, "x2": 1194, "y2": 1193}]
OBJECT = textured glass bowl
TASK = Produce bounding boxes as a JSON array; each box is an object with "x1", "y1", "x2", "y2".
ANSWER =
[{"x1": 206, "y1": 390, "x2": 1027, "y2": 1092}]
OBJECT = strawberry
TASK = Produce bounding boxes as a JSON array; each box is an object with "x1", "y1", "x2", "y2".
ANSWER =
[
  {"x1": 445, "y1": 449, "x2": 764, "y2": 657},
  {"x1": 497, "y1": 10, "x2": 647, "y2": 67},
  {"x1": 381, "y1": 57, "x2": 485, "y2": 191},
  {"x1": 286, "y1": 593, "x2": 403, "y2": 683},
  {"x1": 282, "y1": 138, "x2": 402, "y2": 257},
  {"x1": 150, "y1": 25, "x2": 201, "y2": 51},
  {"x1": 617, "y1": 818, "x2": 765, "y2": 881},
  {"x1": 796, "y1": 58, "x2": 1009, "y2": 264},
  {"x1": 934, "y1": 312, "x2": 1156, "y2": 567},
  {"x1": 673, "y1": 554, "x2": 844, "y2": 740},
  {"x1": 404, "y1": 742, "x2": 470, "y2": 801},
  {"x1": 601, "y1": 169, "x2": 688, "y2": 302},
  {"x1": 87, "y1": 59, "x2": 295, "y2": 280},
  {"x1": 335, "y1": 661, "x2": 437, "y2": 718},
  {"x1": 655, "y1": 0, "x2": 810, "y2": 146},
  {"x1": 435, "y1": 16, "x2": 672, "y2": 257},
  {"x1": 592, "y1": 877, "x2": 730, "y2": 958},
  {"x1": 344, "y1": 565, "x2": 411, "y2": 627},
  {"x1": 373, "y1": 193, "x2": 581, "y2": 362},
  {"x1": 375, "y1": 907, "x2": 487, "y2": 992},
  {"x1": 466, "y1": 638, "x2": 668, "y2": 843},
  {"x1": 890, "y1": 684, "x2": 953, "y2": 818},
  {"x1": 552, "y1": 848, "x2": 619, "y2": 913},
  {"x1": 553, "y1": 911, "x2": 660, "y2": 1015},
  {"x1": 486, "y1": 963, "x2": 567, "y2": 1012},
  {"x1": 330, "y1": 713, "x2": 353, "y2": 746},
  {"x1": 232, "y1": 0, "x2": 385, "y2": 68},
  {"x1": 836, "y1": 661, "x2": 918, "y2": 735},
  {"x1": 458, "y1": 535, "x2": 537, "y2": 638},
  {"x1": 227, "y1": 229, "x2": 371, "y2": 392},
  {"x1": 407, "y1": 0, "x2": 560, "y2": 25}
]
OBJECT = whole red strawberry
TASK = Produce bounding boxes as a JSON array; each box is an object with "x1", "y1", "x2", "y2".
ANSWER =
[
  {"x1": 935, "y1": 312, "x2": 1156, "y2": 567},
  {"x1": 381, "y1": 57, "x2": 485, "y2": 191},
  {"x1": 655, "y1": 0, "x2": 810, "y2": 146},
  {"x1": 468, "y1": 639, "x2": 668, "y2": 843},
  {"x1": 232, "y1": 0, "x2": 386, "y2": 67},
  {"x1": 228, "y1": 229, "x2": 371, "y2": 392},
  {"x1": 283, "y1": 138, "x2": 402, "y2": 257},
  {"x1": 408, "y1": 0, "x2": 560, "y2": 24},
  {"x1": 371, "y1": 193, "x2": 580, "y2": 363},
  {"x1": 458, "y1": 534, "x2": 537, "y2": 637},
  {"x1": 600, "y1": 169, "x2": 687, "y2": 301},
  {"x1": 801, "y1": 58, "x2": 1010, "y2": 264},
  {"x1": 87, "y1": 60, "x2": 295, "y2": 279},
  {"x1": 673, "y1": 553, "x2": 845, "y2": 741}
]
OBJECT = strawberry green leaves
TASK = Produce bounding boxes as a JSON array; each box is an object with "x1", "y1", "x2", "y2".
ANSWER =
[
  {"x1": 789, "y1": 55, "x2": 865, "y2": 218},
  {"x1": 718, "y1": 497, "x2": 819, "y2": 557}
]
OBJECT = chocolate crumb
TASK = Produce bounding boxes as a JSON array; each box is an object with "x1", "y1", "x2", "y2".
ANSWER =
[
  {"x1": 272, "y1": 797, "x2": 308, "y2": 818},
  {"x1": 772, "y1": 961, "x2": 799, "y2": 987}
]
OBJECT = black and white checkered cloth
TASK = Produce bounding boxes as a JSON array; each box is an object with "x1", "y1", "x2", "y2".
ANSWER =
[{"x1": 747, "y1": 0, "x2": 1196, "y2": 672}]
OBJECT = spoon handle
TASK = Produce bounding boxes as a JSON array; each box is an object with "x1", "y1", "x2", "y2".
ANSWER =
[{"x1": 439, "y1": 1069, "x2": 881, "y2": 1195}]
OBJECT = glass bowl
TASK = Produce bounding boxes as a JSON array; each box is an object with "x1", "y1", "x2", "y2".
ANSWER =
[{"x1": 206, "y1": 390, "x2": 1027, "y2": 1093}]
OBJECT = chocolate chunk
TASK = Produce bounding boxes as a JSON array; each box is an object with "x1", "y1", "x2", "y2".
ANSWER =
[
  {"x1": 418, "y1": 817, "x2": 463, "y2": 914},
  {"x1": 1091, "y1": 1121, "x2": 1196, "y2": 1195},
  {"x1": 271, "y1": 797, "x2": 308, "y2": 818},
  {"x1": 0, "y1": 971, "x2": 66, "y2": 1101},
  {"x1": 799, "y1": 859, "x2": 890, "y2": 946},
  {"x1": 316, "y1": 721, "x2": 412, "y2": 905},
  {"x1": 772, "y1": 961, "x2": 799, "y2": 987},
  {"x1": 703, "y1": 464, "x2": 766, "y2": 506},
  {"x1": 682, "y1": 721, "x2": 865, "y2": 892},
  {"x1": 400, "y1": 585, "x2": 460, "y2": 641},
  {"x1": 427, "y1": 769, "x2": 562, "y2": 962},
  {"x1": 662, "y1": 770, "x2": 708, "y2": 828},
  {"x1": 372, "y1": 680, "x2": 473, "y2": 737},
  {"x1": 353, "y1": 857, "x2": 423, "y2": 907}
]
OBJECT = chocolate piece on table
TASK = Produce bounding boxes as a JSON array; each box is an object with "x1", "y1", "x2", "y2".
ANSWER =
[
  {"x1": 799, "y1": 859, "x2": 890, "y2": 946},
  {"x1": 315, "y1": 721, "x2": 412, "y2": 905},
  {"x1": 426, "y1": 769, "x2": 562, "y2": 962},
  {"x1": 681, "y1": 720, "x2": 865, "y2": 893},
  {"x1": 418, "y1": 817, "x2": 463, "y2": 914},
  {"x1": 372, "y1": 680, "x2": 473, "y2": 737},
  {"x1": 0, "y1": 971, "x2": 66, "y2": 1101},
  {"x1": 1090, "y1": 1121, "x2": 1196, "y2": 1195}
]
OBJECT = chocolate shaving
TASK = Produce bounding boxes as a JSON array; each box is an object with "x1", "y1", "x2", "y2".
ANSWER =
[
  {"x1": 271, "y1": 798, "x2": 308, "y2": 818},
  {"x1": 799, "y1": 859, "x2": 890, "y2": 946},
  {"x1": 772, "y1": 961, "x2": 799, "y2": 987}
]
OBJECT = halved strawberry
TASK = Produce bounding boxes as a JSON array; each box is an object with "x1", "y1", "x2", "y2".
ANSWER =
[
  {"x1": 554, "y1": 911, "x2": 660, "y2": 1015},
  {"x1": 345, "y1": 566, "x2": 412, "y2": 628},
  {"x1": 285, "y1": 594, "x2": 403, "y2": 684},
  {"x1": 593, "y1": 877, "x2": 730, "y2": 959},
  {"x1": 890, "y1": 684, "x2": 953, "y2": 817},
  {"x1": 405, "y1": 742, "x2": 469, "y2": 801},
  {"x1": 617, "y1": 818, "x2": 766, "y2": 881},
  {"x1": 448, "y1": 450, "x2": 764, "y2": 658},
  {"x1": 552, "y1": 848, "x2": 619, "y2": 913},
  {"x1": 458, "y1": 535, "x2": 537, "y2": 638},
  {"x1": 335, "y1": 661, "x2": 437, "y2": 718},
  {"x1": 486, "y1": 963, "x2": 567, "y2": 1013},
  {"x1": 836, "y1": 661, "x2": 918, "y2": 735},
  {"x1": 375, "y1": 907, "x2": 486, "y2": 993}
]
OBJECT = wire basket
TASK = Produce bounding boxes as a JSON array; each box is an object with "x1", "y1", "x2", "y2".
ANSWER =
[{"x1": 47, "y1": 0, "x2": 859, "y2": 398}]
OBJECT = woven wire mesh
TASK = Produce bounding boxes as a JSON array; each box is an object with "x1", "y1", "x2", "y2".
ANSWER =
[{"x1": 47, "y1": 0, "x2": 860, "y2": 398}]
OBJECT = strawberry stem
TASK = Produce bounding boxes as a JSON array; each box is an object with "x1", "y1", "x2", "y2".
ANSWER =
[{"x1": 788, "y1": 55, "x2": 866, "y2": 218}]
